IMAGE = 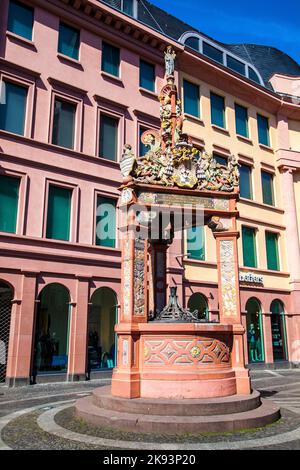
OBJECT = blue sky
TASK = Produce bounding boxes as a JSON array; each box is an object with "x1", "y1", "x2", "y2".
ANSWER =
[{"x1": 148, "y1": 0, "x2": 300, "y2": 64}]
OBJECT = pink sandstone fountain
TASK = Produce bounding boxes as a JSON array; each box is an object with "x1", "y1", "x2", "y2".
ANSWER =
[{"x1": 76, "y1": 47, "x2": 280, "y2": 434}]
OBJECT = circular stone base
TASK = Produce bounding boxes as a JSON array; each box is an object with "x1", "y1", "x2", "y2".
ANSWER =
[{"x1": 75, "y1": 386, "x2": 280, "y2": 434}]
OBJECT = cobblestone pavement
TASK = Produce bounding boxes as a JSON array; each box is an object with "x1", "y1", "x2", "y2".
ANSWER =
[{"x1": 0, "y1": 369, "x2": 300, "y2": 450}]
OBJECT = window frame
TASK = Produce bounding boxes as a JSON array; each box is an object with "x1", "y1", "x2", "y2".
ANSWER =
[
  {"x1": 235, "y1": 102, "x2": 249, "y2": 139},
  {"x1": 186, "y1": 225, "x2": 206, "y2": 261},
  {"x1": 139, "y1": 58, "x2": 156, "y2": 93},
  {"x1": 183, "y1": 78, "x2": 200, "y2": 119},
  {"x1": 101, "y1": 41, "x2": 121, "y2": 78},
  {"x1": 7, "y1": 0, "x2": 34, "y2": 42},
  {"x1": 96, "y1": 104, "x2": 124, "y2": 161},
  {"x1": 265, "y1": 230, "x2": 280, "y2": 271},
  {"x1": 239, "y1": 163, "x2": 253, "y2": 200},
  {"x1": 210, "y1": 91, "x2": 226, "y2": 129},
  {"x1": 257, "y1": 113, "x2": 270, "y2": 147},
  {"x1": 57, "y1": 20, "x2": 81, "y2": 62},
  {"x1": 93, "y1": 190, "x2": 119, "y2": 248},
  {"x1": 242, "y1": 225, "x2": 258, "y2": 268},
  {"x1": 43, "y1": 178, "x2": 79, "y2": 243},
  {"x1": 0, "y1": 168, "x2": 28, "y2": 235},
  {"x1": 261, "y1": 170, "x2": 275, "y2": 206}
]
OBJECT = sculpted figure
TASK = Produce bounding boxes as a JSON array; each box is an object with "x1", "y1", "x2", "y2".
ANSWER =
[{"x1": 164, "y1": 46, "x2": 176, "y2": 77}]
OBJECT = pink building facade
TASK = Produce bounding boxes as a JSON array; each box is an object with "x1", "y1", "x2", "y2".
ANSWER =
[{"x1": 0, "y1": 0, "x2": 300, "y2": 386}]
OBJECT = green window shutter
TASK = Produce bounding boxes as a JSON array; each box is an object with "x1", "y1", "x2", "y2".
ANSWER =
[
  {"x1": 239, "y1": 164, "x2": 252, "y2": 199},
  {"x1": 140, "y1": 60, "x2": 155, "y2": 92},
  {"x1": 58, "y1": 22, "x2": 80, "y2": 60},
  {"x1": 52, "y1": 98, "x2": 76, "y2": 149},
  {"x1": 183, "y1": 80, "x2": 200, "y2": 118},
  {"x1": 242, "y1": 226, "x2": 257, "y2": 268},
  {"x1": 211, "y1": 93, "x2": 225, "y2": 128},
  {"x1": 7, "y1": 0, "x2": 34, "y2": 41},
  {"x1": 46, "y1": 186, "x2": 72, "y2": 241},
  {"x1": 96, "y1": 196, "x2": 116, "y2": 248},
  {"x1": 227, "y1": 56, "x2": 246, "y2": 76},
  {"x1": 185, "y1": 37, "x2": 199, "y2": 51},
  {"x1": 266, "y1": 232, "x2": 279, "y2": 271},
  {"x1": 235, "y1": 104, "x2": 248, "y2": 137},
  {"x1": 187, "y1": 226, "x2": 205, "y2": 261},
  {"x1": 99, "y1": 114, "x2": 118, "y2": 161},
  {"x1": 203, "y1": 42, "x2": 223, "y2": 64},
  {"x1": 0, "y1": 81, "x2": 27, "y2": 135},
  {"x1": 102, "y1": 42, "x2": 120, "y2": 77},
  {"x1": 261, "y1": 171, "x2": 274, "y2": 206},
  {"x1": 257, "y1": 114, "x2": 269, "y2": 146},
  {"x1": 0, "y1": 175, "x2": 20, "y2": 233}
]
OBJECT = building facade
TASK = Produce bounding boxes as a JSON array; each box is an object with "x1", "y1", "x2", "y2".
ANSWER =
[{"x1": 0, "y1": 0, "x2": 300, "y2": 386}]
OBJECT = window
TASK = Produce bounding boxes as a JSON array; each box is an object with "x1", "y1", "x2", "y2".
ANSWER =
[
  {"x1": 185, "y1": 36, "x2": 199, "y2": 51},
  {"x1": 257, "y1": 114, "x2": 270, "y2": 146},
  {"x1": 7, "y1": 0, "x2": 34, "y2": 41},
  {"x1": 99, "y1": 114, "x2": 118, "y2": 161},
  {"x1": 122, "y1": 0, "x2": 134, "y2": 16},
  {"x1": 0, "y1": 175, "x2": 20, "y2": 233},
  {"x1": 140, "y1": 60, "x2": 155, "y2": 92},
  {"x1": 235, "y1": 104, "x2": 248, "y2": 138},
  {"x1": 239, "y1": 164, "x2": 252, "y2": 200},
  {"x1": 187, "y1": 226, "x2": 205, "y2": 260},
  {"x1": 261, "y1": 171, "x2": 274, "y2": 206},
  {"x1": 249, "y1": 67, "x2": 261, "y2": 84},
  {"x1": 227, "y1": 56, "x2": 246, "y2": 76},
  {"x1": 214, "y1": 154, "x2": 227, "y2": 166},
  {"x1": 0, "y1": 81, "x2": 28, "y2": 135},
  {"x1": 46, "y1": 185, "x2": 72, "y2": 241},
  {"x1": 96, "y1": 196, "x2": 116, "y2": 248},
  {"x1": 203, "y1": 42, "x2": 223, "y2": 64},
  {"x1": 211, "y1": 92, "x2": 225, "y2": 128},
  {"x1": 265, "y1": 232, "x2": 279, "y2": 271},
  {"x1": 101, "y1": 42, "x2": 120, "y2": 77},
  {"x1": 242, "y1": 226, "x2": 257, "y2": 268},
  {"x1": 58, "y1": 22, "x2": 80, "y2": 60},
  {"x1": 139, "y1": 127, "x2": 149, "y2": 157},
  {"x1": 52, "y1": 98, "x2": 76, "y2": 149},
  {"x1": 183, "y1": 79, "x2": 200, "y2": 118}
]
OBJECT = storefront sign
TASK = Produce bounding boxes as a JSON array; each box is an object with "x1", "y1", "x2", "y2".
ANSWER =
[{"x1": 239, "y1": 272, "x2": 263, "y2": 285}]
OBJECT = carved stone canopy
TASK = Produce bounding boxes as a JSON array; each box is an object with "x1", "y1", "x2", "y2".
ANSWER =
[{"x1": 120, "y1": 46, "x2": 240, "y2": 193}]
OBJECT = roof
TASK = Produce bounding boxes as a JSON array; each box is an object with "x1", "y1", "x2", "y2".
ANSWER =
[{"x1": 100, "y1": 0, "x2": 300, "y2": 90}]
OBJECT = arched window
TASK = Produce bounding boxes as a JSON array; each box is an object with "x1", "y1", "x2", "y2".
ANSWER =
[
  {"x1": 88, "y1": 287, "x2": 118, "y2": 372},
  {"x1": 32, "y1": 283, "x2": 70, "y2": 378},
  {"x1": 246, "y1": 298, "x2": 265, "y2": 363},
  {"x1": 188, "y1": 293, "x2": 208, "y2": 320},
  {"x1": 270, "y1": 300, "x2": 288, "y2": 361},
  {"x1": 184, "y1": 36, "x2": 200, "y2": 51},
  {"x1": 0, "y1": 281, "x2": 13, "y2": 383}
]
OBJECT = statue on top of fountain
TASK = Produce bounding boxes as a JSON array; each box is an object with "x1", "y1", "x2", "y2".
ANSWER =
[{"x1": 120, "y1": 46, "x2": 239, "y2": 192}]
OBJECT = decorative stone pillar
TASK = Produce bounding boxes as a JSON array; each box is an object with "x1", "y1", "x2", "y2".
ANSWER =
[
  {"x1": 6, "y1": 271, "x2": 38, "y2": 387},
  {"x1": 67, "y1": 275, "x2": 90, "y2": 382}
]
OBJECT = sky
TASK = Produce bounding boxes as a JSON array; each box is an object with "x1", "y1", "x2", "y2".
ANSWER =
[{"x1": 147, "y1": 0, "x2": 300, "y2": 64}]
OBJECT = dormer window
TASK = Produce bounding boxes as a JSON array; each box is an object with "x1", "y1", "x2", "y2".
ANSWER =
[{"x1": 184, "y1": 36, "x2": 199, "y2": 51}]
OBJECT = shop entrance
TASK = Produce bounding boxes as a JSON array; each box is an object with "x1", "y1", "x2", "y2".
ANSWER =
[
  {"x1": 246, "y1": 298, "x2": 265, "y2": 363},
  {"x1": 88, "y1": 287, "x2": 118, "y2": 372},
  {"x1": 32, "y1": 283, "x2": 70, "y2": 378},
  {"x1": 0, "y1": 281, "x2": 13, "y2": 383},
  {"x1": 270, "y1": 300, "x2": 287, "y2": 361}
]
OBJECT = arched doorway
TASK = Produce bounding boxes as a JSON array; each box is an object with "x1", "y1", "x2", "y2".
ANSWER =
[
  {"x1": 32, "y1": 284, "x2": 70, "y2": 378},
  {"x1": 0, "y1": 281, "x2": 13, "y2": 383},
  {"x1": 270, "y1": 300, "x2": 288, "y2": 361},
  {"x1": 88, "y1": 287, "x2": 118, "y2": 371},
  {"x1": 246, "y1": 298, "x2": 265, "y2": 363},
  {"x1": 188, "y1": 293, "x2": 209, "y2": 320}
]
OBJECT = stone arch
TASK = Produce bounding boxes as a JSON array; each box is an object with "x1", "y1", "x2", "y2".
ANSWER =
[
  {"x1": 245, "y1": 297, "x2": 265, "y2": 364},
  {"x1": 0, "y1": 280, "x2": 14, "y2": 382},
  {"x1": 32, "y1": 283, "x2": 71, "y2": 378},
  {"x1": 88, "y1": 287, "x2": 118, "y2": 371}
]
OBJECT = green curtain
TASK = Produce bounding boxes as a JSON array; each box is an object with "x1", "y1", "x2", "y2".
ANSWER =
[
  {"x1": 235, "y1": 104, "x2": 248, "y2": 137},
  {"x1": 102, "y1": 42, "x2": 120, "y2": 77},
  {"x1": 99, "y1": 115, "x2": 118, "y2": 161},
  {"x1": 7, "y1": 0, "x2": 34, "y2": 41},
  {"x1": 0, "y1": 175, "x2": 20, "y2": 233},
  {"x1": 58, "y1": 22, "x2": 80, "y2": 60},
  {"x1": 257, "y1": 114, "x2": 269, "y2": 146},
  {"x1": 211, "y1": 93, "x2": 225, "y2": 128},
  {"x1": 96, "y1": 196, "x2": 116, "y2": 248},
  {"x1": 46, "y1": 186, "x2": 72, "y2": 241},
  {"x1": 239, "y1": 164, "x2": 252, "y2": 199},
  {"x1": 183, "y1": 79, "x2": 200, "y2": 118},
  {"x1": 52, "y1": 99, "x2": 76, "y2": 149},
  {"x1": 0, "y1": 81, "x2": 27, "y2": 135},
  {"x1": 242, "y1": 226, "x2": 257, "y2": 268},
  {"x1": 187, "y1": 226, "x2": 205, "y2": 260},
  {"x1": 266, "y1": 232, "x2": 279, "y2": 271},
  {"x1": 261, "y1": 171, "x2": 274, "y2": 206},
  {"x1": 140, "y1": 60, "x2": 155, "y2": 91}
]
